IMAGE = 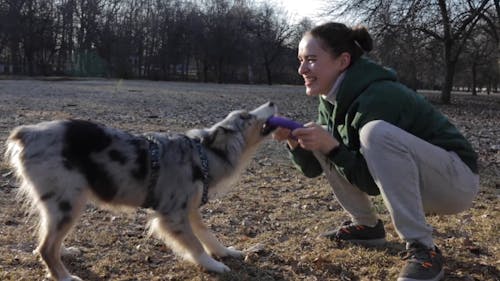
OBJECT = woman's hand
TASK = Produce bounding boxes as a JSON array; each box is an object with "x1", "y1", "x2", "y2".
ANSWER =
[
  {"x1": 272, "y1": 127, "x2": 299, "y2": 149},
  {"x1": 292, "y1": 122, "x2": 339, "y2": 154}
]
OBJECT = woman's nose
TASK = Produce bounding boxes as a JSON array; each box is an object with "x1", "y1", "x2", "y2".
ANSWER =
[{"x1": 298, "y1": 62, "x2": 308, "y2": 75}]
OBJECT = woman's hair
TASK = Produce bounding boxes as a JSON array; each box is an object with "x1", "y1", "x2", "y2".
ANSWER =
[{"x1": 307, "y1": 22, "x2": 373, "y2": 63}]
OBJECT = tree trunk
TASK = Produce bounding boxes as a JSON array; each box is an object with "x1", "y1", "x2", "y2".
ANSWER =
[
  {"x1": 441, "y1": 65, "x2": 453, "y2": 104},
  {"x1": 471, "y1": 62, "x2": 477, "y2": 96},
  {"x1": 203, "y1": 59, "x2": 208, "y2": 83},
  {"x1": 9, "y1": 42, "x2": 20, "y2": 74},
  {"x1": 216, "y1": 57, "x2": 224, "y2": 83},
  {"x1": 264, "y1": 58, "x2": 273, "y2": 85},
  {"x1": 439, "y1": 0, "x2": 453, "y2": 104},
  {"x1": 441, "y1": 47, "x2": 456, "y2": 104}
]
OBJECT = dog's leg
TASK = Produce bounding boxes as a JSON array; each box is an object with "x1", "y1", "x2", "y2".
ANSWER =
[
  {"x1": 150, "y1": 213, "x2": 231, "y2": 273},
  {"x1": 35, "y1": 194, "x2": 87, "y2": 281},
  {"x1": 190, "y1": 209, "x2": 244, "y2": 258}
]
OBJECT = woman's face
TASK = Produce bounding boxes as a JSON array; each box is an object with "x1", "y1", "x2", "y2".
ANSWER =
[{"x1": 297, "y1": 35, "x2": 348, "y2": 96}]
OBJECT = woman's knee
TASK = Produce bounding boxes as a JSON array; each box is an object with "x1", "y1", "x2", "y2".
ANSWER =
[
  {"x1": 359, "y1": 120, "x2": 394, "y2": 148},
  {"x1": 424, "y1": 193, "x2": 475, "y2": 215}
]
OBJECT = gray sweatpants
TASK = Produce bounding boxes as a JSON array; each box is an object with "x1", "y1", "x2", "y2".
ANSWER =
[{"x1": 314, "y1": 120, "x2": 479, "y2": 248}]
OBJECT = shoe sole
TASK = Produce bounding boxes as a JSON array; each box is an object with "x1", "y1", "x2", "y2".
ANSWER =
[
  {"x1": 320, "y1": 234, "x2": 387, "y2": 247},
  {"x1": 397, "y1": 268, "x2": 444, "y2": 281},
  {"x1": 346, "y1": 238, "x2": 387, "y2": 247}
]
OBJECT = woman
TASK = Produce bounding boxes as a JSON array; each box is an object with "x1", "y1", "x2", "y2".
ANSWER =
[{"x1": 273, "y1": 22, "x2": 479, "y2": 281}]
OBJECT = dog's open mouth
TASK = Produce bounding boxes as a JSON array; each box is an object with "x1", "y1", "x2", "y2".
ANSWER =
[
  {"x1": 250, "y1": 101, "x2": 278, "y2": 136},
  {"x1": 261, "y1": 121, "x2": 277, "y2": 136}
]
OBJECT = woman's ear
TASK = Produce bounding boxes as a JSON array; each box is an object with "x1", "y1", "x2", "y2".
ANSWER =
[{"x1": 339, "y1": 52, "x2": 351, "y2": 71}]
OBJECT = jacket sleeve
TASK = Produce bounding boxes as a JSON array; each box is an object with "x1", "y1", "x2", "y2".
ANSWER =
[
  {"x1": 287, "y1": 97, "x2": 329, "y2": 178},
  {"x1": 288, "y1": 145, "x2": 323, "y2": 178}
]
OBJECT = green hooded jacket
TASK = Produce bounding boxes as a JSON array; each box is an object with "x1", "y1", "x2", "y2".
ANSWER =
[{"x1": 289, "y1": 57, "x2": 478, "y2": 196}]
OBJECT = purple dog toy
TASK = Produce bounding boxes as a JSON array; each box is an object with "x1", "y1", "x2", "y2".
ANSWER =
[{"x1": 266, "y1": 116, "x2": 303, "y2": 131}]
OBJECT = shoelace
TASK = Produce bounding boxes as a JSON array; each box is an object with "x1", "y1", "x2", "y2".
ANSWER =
[
  {"x1": 337, "y1": 220, "x2": 367, "y2": 235},
  {"x1": 401, "y1": 243, "x2": 436, "y2": 268}
]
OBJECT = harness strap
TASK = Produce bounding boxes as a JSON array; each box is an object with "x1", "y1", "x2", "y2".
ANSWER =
[
  {"x1": 192, "y1": 139, "x2": 210, "y2": 206},
  {"x1": 142, "y1": 135, "x2": 161, "y2": 209},
  {"x1": 142, "y1": 135, "x2": 210, "y2": 209}
]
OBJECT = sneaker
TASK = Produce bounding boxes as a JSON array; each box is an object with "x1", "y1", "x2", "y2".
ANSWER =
[
  {"x1": 321, "y1": 219, "x2": 386, "y2": 246},
  {"x1": 397, "y1": 242, "x2": 444, "y2": 281}
]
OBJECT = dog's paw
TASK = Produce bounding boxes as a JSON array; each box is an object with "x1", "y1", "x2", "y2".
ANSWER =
[
  {"x1": 209, "y1": 260, "x2": 231, "y2": 273},
  {"x1": 225, "y1": 246, "x2": 244, "y2": 258},
  {"x1": 197, "y1": 252, "x2": 231, "y2": 273},
  {"x1": 61, "y1": 276, "x2": 83, "y2": 281},
  {"x1": 44, "y1": 274, "x2": 82, "y2": 281}
]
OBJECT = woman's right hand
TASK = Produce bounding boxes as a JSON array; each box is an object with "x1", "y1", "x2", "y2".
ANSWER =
[
  {"x1": 272, "y1": 127, "x2": 290, "y2": 141},
  {"x1": 272, "y1": 127, "x2": 299, "y2": 149}
]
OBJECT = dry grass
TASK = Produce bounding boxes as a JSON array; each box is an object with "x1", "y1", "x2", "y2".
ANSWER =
[{"x1": 0, "y1": 79, "x2": 498, "y2": 280}]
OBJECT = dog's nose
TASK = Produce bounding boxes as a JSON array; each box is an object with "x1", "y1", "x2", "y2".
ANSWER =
[{"x1": 268, "y1": 101, "x2": 274, "y2": 107}]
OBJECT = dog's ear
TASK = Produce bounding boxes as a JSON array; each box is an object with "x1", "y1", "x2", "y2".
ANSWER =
[
  {"x1": 200, "y1": 126, "x2": 235, "y2": 146},
  {"x1": 187, "y1": 128, "x2": 218, "y2": 146},
  {"x1": 218, "y1": 123, "x2": 237, "y2": 132},
  {"x1": 200, "y1": 130, "x2": 215, "y2": 145}
]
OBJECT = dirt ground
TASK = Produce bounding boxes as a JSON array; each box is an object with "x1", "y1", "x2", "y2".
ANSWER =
[{"x1": 0, "y1": 79, "x2": 498, "y2": 281}]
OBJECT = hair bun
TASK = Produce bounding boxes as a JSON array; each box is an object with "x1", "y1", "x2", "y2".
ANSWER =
[{"x1": 351, "y1": 26, "x2": 373, "y2": 52}]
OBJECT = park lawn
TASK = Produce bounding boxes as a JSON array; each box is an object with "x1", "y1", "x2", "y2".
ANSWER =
[{"x1": 0, "y1": 79, "x2": 498, "y2": 280}]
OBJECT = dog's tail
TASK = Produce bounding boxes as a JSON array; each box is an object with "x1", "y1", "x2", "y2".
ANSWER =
[
  {"x1": 5, "y1": 125, "x2": 43, "y2": 213},
  {"x1": 5, "y1": 126, "x2": 27, "y2": 179},
  {"x1": 5, "y1": 122, "x2": 62, "y2": 178}
]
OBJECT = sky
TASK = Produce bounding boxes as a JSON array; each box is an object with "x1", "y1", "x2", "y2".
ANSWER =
[{"x1": 270, "y1": 0, "x2": 331, "y2": 24}]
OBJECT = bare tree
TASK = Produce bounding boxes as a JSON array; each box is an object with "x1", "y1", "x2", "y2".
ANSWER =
[
  {"x1": 0, "y1": 0, "x2": 306, "y2": 84},
  {"x1": 289, "y1": 17, "x2": 314, "y2": 50},
  {"x1": 73, "y1": 0, "x2": 104, "y2": 76},
  {"x1": 56, "y1": 0, "x2": 77, "y2": 74},
  {"x1": 247, "y1": 3, "x2": 293, "y2": 85},
  {"x1": 323, "y1": 0, "x2": 493, "y2": 104},
  {"x1": 459, "y1": 4, "x2": 499, "y2": 96},
  {"x1": 0, "y1": 0, "x2": 56, "y2": 74},
  {"x1": 0, "y1": 1, "x2": 8, "y2": 64},
  {"x1": 197, "y1": 0, "x2": 250, "y2": 83},
  {"x1": 2, "y1": 0, "x2": 27, "y2": 74}
]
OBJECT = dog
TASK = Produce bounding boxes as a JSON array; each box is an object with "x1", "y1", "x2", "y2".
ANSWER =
[{"x1": 5, "y1": 101, "x2": 277, "y2": 280}]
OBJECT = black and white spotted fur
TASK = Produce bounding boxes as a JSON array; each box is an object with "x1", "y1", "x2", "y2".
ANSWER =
[{"x1": 5, "y1": 102, "x2": 277, "y2": 280}]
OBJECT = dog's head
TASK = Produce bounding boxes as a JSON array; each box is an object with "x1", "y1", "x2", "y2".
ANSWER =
[{"x1": 187, "y1": 102, "x2": 277, "y2": 156}]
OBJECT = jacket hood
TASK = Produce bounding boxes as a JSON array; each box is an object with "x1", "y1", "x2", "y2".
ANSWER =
[{"x1": 332, "y1": 57, "x2": 397, "y2": 122}]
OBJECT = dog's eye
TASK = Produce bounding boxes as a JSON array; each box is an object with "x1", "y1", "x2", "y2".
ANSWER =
[{"x1": 239, "y1": 112, "x2": 251, "y2": 120}]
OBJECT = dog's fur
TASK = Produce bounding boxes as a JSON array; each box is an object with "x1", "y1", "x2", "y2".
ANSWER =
[{"x1": 5, "y1": 102, "x2": 277, "y2": 280}]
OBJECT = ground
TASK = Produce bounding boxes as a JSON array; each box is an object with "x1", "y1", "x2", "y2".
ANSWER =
[{"x1": 0, "y1": 79, "x2": 498, "y2": 281}]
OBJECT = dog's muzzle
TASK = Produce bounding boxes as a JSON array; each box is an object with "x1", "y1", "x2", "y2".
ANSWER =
[
  {"x1": 250, "y1": 101, "x2": 277, "y2": 136},
  {"x1": 261, "y1": 120, "x2": 277, "y2": 136}
]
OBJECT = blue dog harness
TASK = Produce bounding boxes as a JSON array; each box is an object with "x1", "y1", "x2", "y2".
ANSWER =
[{"x1": 142, "y1": 135, "x2": 210, "y2": 209}]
